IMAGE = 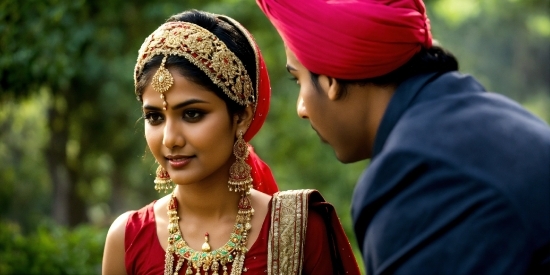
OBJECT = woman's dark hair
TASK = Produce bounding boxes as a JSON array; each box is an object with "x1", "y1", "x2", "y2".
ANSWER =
[
  {"x1": 135, "y1": 10, "x2": 256, "y2": 118},
  {"x1": 311, "y1": 45, "x2": 459, "y2": 95}
]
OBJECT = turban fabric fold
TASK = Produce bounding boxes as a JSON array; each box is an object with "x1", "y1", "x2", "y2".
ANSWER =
[{"x1": 256, "y1": 0, "x2": 433, "y2": 79}]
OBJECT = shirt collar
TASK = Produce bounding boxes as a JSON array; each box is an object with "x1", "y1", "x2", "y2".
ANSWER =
[{"x1": 371, "y1": 71, "x2": 486, "y2": 159}]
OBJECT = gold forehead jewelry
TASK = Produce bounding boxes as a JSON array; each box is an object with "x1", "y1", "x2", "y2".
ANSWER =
[{"x1": 134, "y1": 21, "x2": 255, "y2": 110}]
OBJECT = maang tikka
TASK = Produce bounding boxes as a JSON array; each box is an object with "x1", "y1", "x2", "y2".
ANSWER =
[
  {"x1": 136, "y1": 21, "x2": 260, "y2": 195},
  {"x1": 228, "y1": 131, "x2": 253, "y2": 192},
  {"x1": 154, "y1": 165, "x2": 174, "y2": 193},
  {"x1": 150, "y1": 56, "x2": 173, "y2": 110},
  {"x1": 134, "y1": 22, "x2": 257, "y2": 111}
]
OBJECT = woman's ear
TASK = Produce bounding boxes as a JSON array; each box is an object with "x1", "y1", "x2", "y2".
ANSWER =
[
  {"x1": 234, "y1": 105, "x2": 254, "y2": 135},
  {"x1": 318, "y1": 75, "x2": 342, "y2": 101}
]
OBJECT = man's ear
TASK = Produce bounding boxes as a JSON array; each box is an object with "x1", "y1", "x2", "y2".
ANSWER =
[
  {"x1": 234, "y1": 105, "x2": 254, "y2": 134},
  {"x1": 318, "y1": 75, "x2": 342, "y2": 101}
]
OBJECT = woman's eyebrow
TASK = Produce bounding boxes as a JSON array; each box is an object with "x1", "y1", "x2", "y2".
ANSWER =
[{"x1": 142, "y1": 98, "x2": 209, "y2": 111}]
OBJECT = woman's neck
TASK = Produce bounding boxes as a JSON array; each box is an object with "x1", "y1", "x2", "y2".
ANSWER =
[{"x1": 171, "y1": 182, "x2": 241, "y2": 220}]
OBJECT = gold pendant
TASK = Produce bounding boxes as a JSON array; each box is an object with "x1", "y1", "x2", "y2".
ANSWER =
[{"x1": 202, "y1": 232, "x2": 211, "y2": 252}]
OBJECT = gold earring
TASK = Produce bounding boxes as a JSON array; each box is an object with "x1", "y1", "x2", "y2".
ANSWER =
[
  {"x1": 154, "y1": 165, "x2": 173, "y2": 193},
  {"x1": 228, "y1": 131, "x2": 253, "y2": 192}
]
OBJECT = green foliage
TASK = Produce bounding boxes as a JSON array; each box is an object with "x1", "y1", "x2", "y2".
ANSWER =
[
  {"x1": 0, "y1": 0, "x2": 90, "y2": 94},
  {"x1": 0, "y1": 91, "x2": 51, "y2": 230},
  {"x1": 0, "y1": 220, "x2": 106, "y2": 275},
  {"x1": 0, "y1": 0, "x2": 548, "y2": 274},
  {"x1": 428, "y1": 0, "x2": 550, "y2": 105},
  {"x1": 522, "y1": 92, "x2": 550, "y2": 121}
]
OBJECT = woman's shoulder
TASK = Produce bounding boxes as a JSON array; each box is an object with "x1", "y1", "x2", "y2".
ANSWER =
[
  {"x1": 102, "y1": 210, "x2": 138, "y2": 275},
  {"x1": 125, "y1": 201, "x2": 158, "y2": 235},
  {"x1": 250, "y1": 188, "x2": 272, "y2": 215},
  {"x1": 102, "y1": 200, "x2": 161, "y2": 275},
  {"x1": 107, "y1": 211, "x2": 135, "y2": 239},
  {"x1": 106, "y1": 201, "x2": 157, "y2": 247}
]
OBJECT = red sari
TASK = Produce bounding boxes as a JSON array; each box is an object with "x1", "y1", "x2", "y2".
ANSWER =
[{"x1": 125, "y1": 190, "x2": 360, "y2": 275}]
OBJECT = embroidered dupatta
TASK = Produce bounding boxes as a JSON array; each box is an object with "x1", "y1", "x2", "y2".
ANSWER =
[{"x1": 268, "y1": 189, "x2": 361, "y2": 275}]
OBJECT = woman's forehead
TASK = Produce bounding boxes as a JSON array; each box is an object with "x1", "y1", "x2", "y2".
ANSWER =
[{"x1": 142, "y1": 71, "x2": 220, "y2": 106}]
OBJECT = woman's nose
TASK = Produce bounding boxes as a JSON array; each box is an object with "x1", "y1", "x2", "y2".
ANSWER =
[{"x1": 162, "y1": 119, "x2": 185, "y2": 149}]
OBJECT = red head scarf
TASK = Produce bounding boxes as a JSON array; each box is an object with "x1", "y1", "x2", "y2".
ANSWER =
[
  {"x1": 217, "y1": 15, "x2": 279, "y2": 196},
  {"x1": 256, "y1": 0, "x2": 433, "y2": 79}
]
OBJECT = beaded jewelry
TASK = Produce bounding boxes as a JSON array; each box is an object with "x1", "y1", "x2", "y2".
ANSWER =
[
  {"x1": 228, "y1": 131, "x2": 253, "y2": 193},
  {"x1": 164, "y1": 193, "x2": 254, "y2": 275}
]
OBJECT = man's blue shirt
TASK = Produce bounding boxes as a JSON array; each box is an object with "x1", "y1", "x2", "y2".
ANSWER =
[{"x1": 352, "y1": 72, "x2": 550, "y2": 274}]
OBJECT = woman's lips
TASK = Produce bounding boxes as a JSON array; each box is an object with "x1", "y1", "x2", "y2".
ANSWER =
[{"x1": 167, "y1": 156, "x2": 193, "y2": 168}]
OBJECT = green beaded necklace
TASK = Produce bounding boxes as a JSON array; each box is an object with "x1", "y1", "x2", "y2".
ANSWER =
[{"x1": 163, "y1": 193, "x2": 254, "y2": 275}]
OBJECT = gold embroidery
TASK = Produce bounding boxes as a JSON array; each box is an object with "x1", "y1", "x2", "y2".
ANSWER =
[
  {"x1": 134, "y1": 21, "x2": 255, "y2": 108},
  {"x1": 216, "y1": 15, "x2": 260, "y2": 115},
  {"x1": 268, "y1": 189, "x2": 313, "y2": 275}
]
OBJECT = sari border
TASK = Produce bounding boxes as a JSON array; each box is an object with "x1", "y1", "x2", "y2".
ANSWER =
[{"x1": 267, "y1": 189, "x2": 313, "y2": 275}]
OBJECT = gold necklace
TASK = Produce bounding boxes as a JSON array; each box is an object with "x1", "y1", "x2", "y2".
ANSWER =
[{"x1": 164, "y1": 193, "x2": 254, "y2": 275}]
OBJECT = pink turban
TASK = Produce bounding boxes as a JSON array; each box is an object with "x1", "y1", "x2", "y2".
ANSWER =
[{"x1": 256, "y1": 0, "x2": 432, "y2": 79}]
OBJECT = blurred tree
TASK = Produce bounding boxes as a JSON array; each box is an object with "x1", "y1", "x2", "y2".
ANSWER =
[
  {"x1": 427, "y1": 0, "x2": 550, "y2": 103},
  {"x1": 0, "y1": 0, "x2": 365, "y2": 230},
  {"x1": 0, "y1": 0, "x2": 187, "y2": 227},
  {"x1": 0, "y1": 0, "x2": 549, "y2": 273}
]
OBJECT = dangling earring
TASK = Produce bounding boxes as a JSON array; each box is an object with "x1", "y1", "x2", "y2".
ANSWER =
[
  {"x1": 154, "y1": 165, "x2": 173, "y2": 193},
  {"x1": 228, "y1": 131, "x2": 253, "y2": 192}
]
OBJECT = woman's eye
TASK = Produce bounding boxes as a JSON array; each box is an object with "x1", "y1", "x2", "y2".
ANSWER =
[
  {"x1": 183, "y1": 110, "x2": 204, "y2": 122},
  {"x1": 143, "y1": 112, "x2": 164, "y2": 125},
  {"x1": 289, "y1": 76, "x2": 299, "y2": 85}
]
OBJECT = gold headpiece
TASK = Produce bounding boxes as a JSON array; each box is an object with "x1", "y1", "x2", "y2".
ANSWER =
[{"x1": 134, "y1": 21, "x2": 255, "y2": 110}]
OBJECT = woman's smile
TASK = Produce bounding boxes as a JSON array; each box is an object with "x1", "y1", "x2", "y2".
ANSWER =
[
  {"x1": 142, "y1": 68, "x2": 238, "y2": 186},
  {"x1": 166, "y1": 155, "x2": 194, "y2": 169}
]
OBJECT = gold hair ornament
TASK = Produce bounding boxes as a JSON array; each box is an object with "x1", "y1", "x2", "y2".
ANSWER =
[{"x1": 134, "y1": 21, "x2": 255, "y2": 110}]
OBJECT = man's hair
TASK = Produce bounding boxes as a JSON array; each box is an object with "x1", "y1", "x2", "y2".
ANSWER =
[{"x1": 311, "y1": 45, "x2": 459, "y2": 95}]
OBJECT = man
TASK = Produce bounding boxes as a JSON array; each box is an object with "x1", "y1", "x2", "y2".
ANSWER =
[{"x1": 256, "y1": 0, "x2": 550, "y2": 274}]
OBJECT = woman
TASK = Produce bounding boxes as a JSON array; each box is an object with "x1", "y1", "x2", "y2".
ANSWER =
[{"x1": 102, "y1": 10, "x2": 360, "y2": 275}]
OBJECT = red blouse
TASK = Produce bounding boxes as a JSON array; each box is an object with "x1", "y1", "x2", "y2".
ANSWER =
[{"x1": 124, "y1": 200, "x2": 335, "y2": 275}]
